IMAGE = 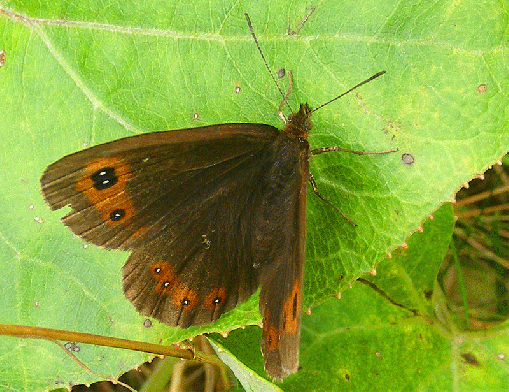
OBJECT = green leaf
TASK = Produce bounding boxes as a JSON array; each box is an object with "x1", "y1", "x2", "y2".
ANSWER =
[
  {"x1": 210, "y1": 338, "x2": 281, "y2": 392},
  {"x1": 0, "y1": 0, "x2": 507, "y2": 390}
]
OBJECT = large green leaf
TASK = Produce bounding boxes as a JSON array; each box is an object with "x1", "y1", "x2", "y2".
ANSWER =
[{"x1": 0, "y1": 0, "x2": 507, "y2": 390}]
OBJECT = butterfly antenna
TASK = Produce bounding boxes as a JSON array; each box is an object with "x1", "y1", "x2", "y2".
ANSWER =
[
  {"x1": 278, "y1": 70, "x2": 293, "y2": 112},
  {"x1": 288, "y1": 6, "x2": 316, "y2": 35},
  {"x1": 245, "y1": 14, "x2": 293, "y2": 113},
  {"x1": 311, "y1": 71, "x2": 386, "y2": 113}
]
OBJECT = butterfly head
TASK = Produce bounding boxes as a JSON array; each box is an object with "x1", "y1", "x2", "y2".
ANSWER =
[{"x1": 284, "y1": 103, "x2": 313, "y2": 139}]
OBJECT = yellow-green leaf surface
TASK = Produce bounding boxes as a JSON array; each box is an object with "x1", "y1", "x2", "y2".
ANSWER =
[{"x1": 0, "y1": 0, "x2": 507, "y2": 390}]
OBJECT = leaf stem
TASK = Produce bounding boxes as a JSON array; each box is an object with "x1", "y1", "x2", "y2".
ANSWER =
[{"x1": 0, "y1": 323, "x2": 224, "y2": 367}]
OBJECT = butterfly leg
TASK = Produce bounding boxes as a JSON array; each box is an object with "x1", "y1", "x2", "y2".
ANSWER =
[
  {"x1": 309, "y1": 146, "x2": 397, "y2": 225},
  {"x1": 311, "y1": 146, "x2": 398, "y2": 156},
  {"x1": 308, "y1": 174, "x2": 357, "y2": 227}
]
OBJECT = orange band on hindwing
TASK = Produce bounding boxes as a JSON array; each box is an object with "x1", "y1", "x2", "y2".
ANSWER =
[
  {"x1": 204, "y1": 287, "x2": 227, "y2": 309},
  {"x1": 282, "y1": 278, "x2": 301, "y2": 334},
  {"x1": 263, "y1": 308, "x2": 281, "y2": 353},
  {"x1": 150, "y1": 261, "x2": 177, "y2": 295},
  {"x1": 173, "y1": 286, "x2": 199, "y2": 311}
]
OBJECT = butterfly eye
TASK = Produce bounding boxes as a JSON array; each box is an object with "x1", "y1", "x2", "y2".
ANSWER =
[
  {"x1": 77, "y1": 159, "x2": 136, "y2": 227},
  {"x1": 91, "y1": 167, "x2": 117, "y2": 190},
  {"x1": 109, "y1": 209, "x2": 126, "y2": 221},
  {"x1": 150, "y1": 262, "x2": 177, "y2": 294},
  {"x1": 173, "y1": 287, "x2": 198, "y2": 310},
  {"x1": 151, "y1": 262, "x2": 167, "y2": 275},
  {"x1": 204, "y1": 287, "x2": 227, "y2": 309},
  {"x1": 156, "y1": 279, "x2": 176, "y2": 295},
  {"x1": 179, "y1": 297, "x2": 197, "y2": 310}
]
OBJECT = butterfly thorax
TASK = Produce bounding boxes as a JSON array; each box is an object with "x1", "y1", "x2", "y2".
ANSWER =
[{"x1": 283, "y1": 103, "x2": 312, "y2": 139}]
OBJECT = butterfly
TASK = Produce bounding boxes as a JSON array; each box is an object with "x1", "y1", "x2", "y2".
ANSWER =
[{"x1": 40, "y1": 14, "x2": 393, "y2": 381}]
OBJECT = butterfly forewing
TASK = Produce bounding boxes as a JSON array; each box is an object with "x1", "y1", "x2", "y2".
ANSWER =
[{"x1": 41, "y1": 124, "x2": 278, "y2": 249}]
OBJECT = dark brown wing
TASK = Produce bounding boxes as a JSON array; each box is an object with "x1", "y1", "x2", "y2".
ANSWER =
[
  {"x1": 41, "y1": 124, "x2": 281, "y2": 326},
  {"x1": 255, "y1": 136, "x2": 310, "y2": 380},
  {"x1": 41, "y1": 124, "x2": 278, "y2": 249}
]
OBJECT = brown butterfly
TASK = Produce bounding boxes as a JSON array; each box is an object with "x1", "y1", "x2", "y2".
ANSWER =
[{"x1": 40, "y1": 14, "x2": 393, "y2": 381}]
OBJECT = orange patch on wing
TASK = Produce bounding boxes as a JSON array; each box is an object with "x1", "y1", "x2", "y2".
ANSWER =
[
  {"x1": 76, "y1": 158, "x2": 135, "y2": 226},
  {"x1": 204, "y1": 287, "x2": 227, "y2": 308},
  {"x1": 100, "y1": 198, "x2": 136, "y2": 226},
  {"x1": 282, "y1": 278, "x2": 301, "y2": 334},
  {"x1": 128, "y1": 226, "x2": 149, "y2": 240},
  {"x1": 173, "y1": 286, "x2": 199, "y2": 311},
  {"x1": 263, "y1": 308, "x2": 280, "y2": 352},
  {"x1": 264, "y1": 325, "x2": 280, "y2": 352},
  {"x1": 150, "y1": 261, "x2": 177, "y2": 295}
]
